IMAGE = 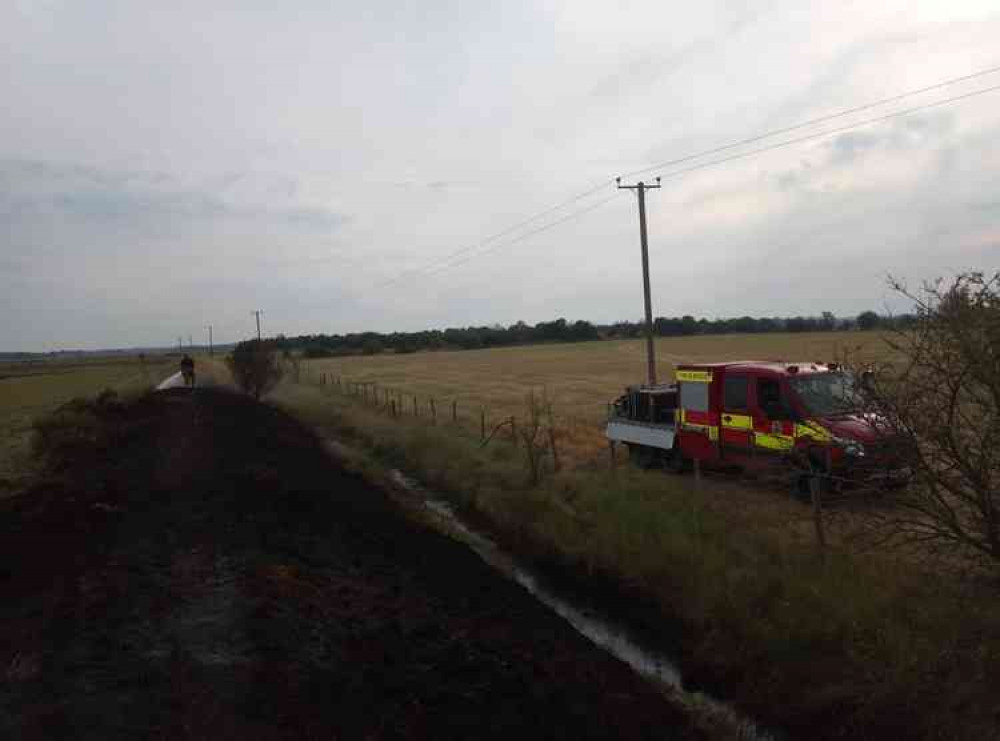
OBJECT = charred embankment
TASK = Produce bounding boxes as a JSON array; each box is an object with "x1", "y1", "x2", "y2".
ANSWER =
[{"x1": 0, "y1": 388, "x2": 705, "y2": 739}]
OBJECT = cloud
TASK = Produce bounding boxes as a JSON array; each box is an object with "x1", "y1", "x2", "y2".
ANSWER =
[
  {"x1": 828, "y1": 131, "x2": 883, "y2": 165},
  {"x1": 0, "y1": 158, "x2": 345, "y2": 231},
  {"x1": 826, "y1": 111, "x2": 955, "y2": 165},
  {"x1": 2, "y1": 1, "x2": 1000, "y2": 351}
]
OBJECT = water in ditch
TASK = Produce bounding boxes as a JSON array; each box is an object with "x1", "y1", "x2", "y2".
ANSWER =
[{"x1": 387, "y1": 469, "x2": 776, "y2": 741}]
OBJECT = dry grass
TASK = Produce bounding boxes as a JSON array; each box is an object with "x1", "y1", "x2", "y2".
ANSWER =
[
  {"x1": 302, "y1": 331, "x2": 891, "y2": 466},
  {"x1": 0, "y1": 355, "x2": 174, "y2": 489},
  {"x1": 297, "y1": 332, "x2": 910, "y2": 558},
  {"x1": 303, "y1": 331, "x2": 889, "y2": 424}
]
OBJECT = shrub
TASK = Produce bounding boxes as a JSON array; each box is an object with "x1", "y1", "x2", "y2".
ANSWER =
[
  {"x1": 853, "y1": 272, "x2": 1000, "y2": 570},
  {"x1": 227, "y1": 340, "x2": 284, "y2": 400}
]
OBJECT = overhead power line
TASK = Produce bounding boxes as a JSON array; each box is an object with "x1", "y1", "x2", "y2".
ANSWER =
[
  {"x1": 622, "y1": 63, "x2": 1000, "y2": 180},
  {"x1": 376, "y1": 178, "x2": 614, "y2": 287},
  {"x1": 650, "y1": 82, "x2": 1000, "y2": 183},
  {"x1": 421, "y1": 192, "x2": 626, "y2": 278},
  {"x1": 378, "y1": 63, "x2": 1000, "y2": 287}
]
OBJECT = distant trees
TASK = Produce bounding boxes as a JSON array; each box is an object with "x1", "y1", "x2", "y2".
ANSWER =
[
  {"x1": 271, "y1": 309, "x2": 908, "y2": 360},
  {"x1": 227, "y1": 339, "x2": 284, "y2": 400},
  {"x1": 361, "y1": 339, "x2": 384, "y2": 356},
  {"x1": 278, "y1": 318, "x2": 601, "y2": 357},
  {"x1": 857, "y1": 310, "x2": 881, "y2": 330},
  {"x1": 621, "y1": 312, "x2": 862, "y2": 338}
]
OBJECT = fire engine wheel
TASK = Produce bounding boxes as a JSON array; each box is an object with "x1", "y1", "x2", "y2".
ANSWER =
[
  {"x1": 664, "y1": 445, "x2": 687, "y2": 474},
  {"x1": 627, "y1": 444, "x2": 658, "y2": 469}
]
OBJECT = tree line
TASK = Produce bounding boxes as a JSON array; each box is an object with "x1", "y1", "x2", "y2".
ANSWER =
[{"x1": 274, "y1": 310, "x2": 905, "y2": 358}]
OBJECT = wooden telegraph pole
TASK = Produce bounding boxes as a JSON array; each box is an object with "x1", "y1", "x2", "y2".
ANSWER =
[
  {"x1": 616, "y1": 176, "x2": 661, "y2": 386},
  {"x1": 252, "y1": 310, "x2": 263, "y2": 341}
]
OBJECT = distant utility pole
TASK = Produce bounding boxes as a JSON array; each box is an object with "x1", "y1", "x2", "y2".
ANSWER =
[
  {"x1": 617, "y1": 176, "x2": 661, "y2": 386},
  {"x1": 188, "y1": 334, "x2": 193, "y2": 350},
  {"x1": 177, "y1": 337, "x2": 183, "y2": 353},
  {"x1": 207, "y1": 325, "x2": 214, "y2": 356},
  {"x1": 252, "y1": 310, "x2": 263, "y2": 341}
]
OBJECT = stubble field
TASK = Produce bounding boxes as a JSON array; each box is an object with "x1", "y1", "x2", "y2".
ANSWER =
[
  {"x1": 302, "y1": 331, "x2": 891, "y2": 437},
  {"x1": 297, "y1": 331, "x2": 896, "y2": 541}
]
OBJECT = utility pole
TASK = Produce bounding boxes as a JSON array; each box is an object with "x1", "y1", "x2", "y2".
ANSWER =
[
  {"x1": 207, "y1": 325, "x2": 213, "y2": 356},
  {"x1": 252, "y1": 310, "x2": 263, "y2": 341},
  {"x1": 177, "y1": 337, "x2": 183, "y2": 353},
  {"x1": 188, "y1": 334, "x2": 193, "y2": 350},
  {"x1": 616, "y1": 176, "x2": 661, "y2": 386}
]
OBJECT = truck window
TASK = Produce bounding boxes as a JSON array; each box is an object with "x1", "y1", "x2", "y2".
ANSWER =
[
  {"x1": 679, "y1": 381, "x2": 708, "y2": 412},
  {"x1": 757, "y1": 377, "x2": 792, "y2": 420},
  {"x1": 724, "y1": 376, "x2": 748, "y2": 409}
]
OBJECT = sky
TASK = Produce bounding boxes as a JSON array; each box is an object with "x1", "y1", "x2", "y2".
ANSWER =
[{"x1": 2, "y1": 0, "x2": 999, "y2": 351}]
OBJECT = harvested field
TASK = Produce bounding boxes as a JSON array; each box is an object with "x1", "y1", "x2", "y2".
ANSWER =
[
  {"x1": 301, "y1": 331, "x2": 892, "y2": 466},
  {"x1": 302, "y1": 331, "x2": 889, "y2": 427},
  {"x1": 0, "y1": 388, "x2": 706, "y2": 739}
]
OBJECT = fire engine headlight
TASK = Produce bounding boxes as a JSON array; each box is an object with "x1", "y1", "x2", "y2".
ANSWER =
[{"x1": 833, "y1": 436, "x2": 865, "y2": 457}]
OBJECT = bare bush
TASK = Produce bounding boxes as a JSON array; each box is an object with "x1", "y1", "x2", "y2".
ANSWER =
[
  {"x1": 519, "y1": 390, "x2": 556, "y2": 486},
  {"x1": 851, "y1": 272, "x2": 1000, "y2": 570},
  {"x1": 227, "y1": 340, "x2": 284, "y2": 400}
]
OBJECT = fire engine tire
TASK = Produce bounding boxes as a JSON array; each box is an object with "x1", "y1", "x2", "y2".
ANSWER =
[
  {"x1": 627, "y1": 444, "x2": 658, "y2": 469},
  {"x1": 664, "y1": 446, "x2": 687, "y2": 474}
]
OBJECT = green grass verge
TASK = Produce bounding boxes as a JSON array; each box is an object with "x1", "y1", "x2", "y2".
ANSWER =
[{"x1": 274, "y1": 381, "x2": 1000, "y2": 740}]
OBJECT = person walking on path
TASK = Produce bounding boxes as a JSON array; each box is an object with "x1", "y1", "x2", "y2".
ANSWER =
[{"x1": 180, "y1": 354, "x2": 196, "y2": 388}]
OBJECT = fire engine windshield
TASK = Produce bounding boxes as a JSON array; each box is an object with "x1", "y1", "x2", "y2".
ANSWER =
[{"x1": 788, "y1": 372, "x2": 856, "y2": 417}]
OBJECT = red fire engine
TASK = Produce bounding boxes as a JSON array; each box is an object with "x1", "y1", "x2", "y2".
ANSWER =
[{"x1": 606, "y1": 360, "x2": 905, "y2": 491}]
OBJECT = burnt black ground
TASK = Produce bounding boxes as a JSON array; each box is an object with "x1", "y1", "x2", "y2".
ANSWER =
[{"x1": 0, "y1": 388, "x2": 704, "y2": 740}]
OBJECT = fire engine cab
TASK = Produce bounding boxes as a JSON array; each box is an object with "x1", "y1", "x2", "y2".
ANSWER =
[{"x1": 607, "y1": 361, "x2": 899, "y2": 488}]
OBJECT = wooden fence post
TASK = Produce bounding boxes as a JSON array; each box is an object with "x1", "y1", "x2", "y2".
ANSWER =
[
  {"x1": 413, "y1": 395, "x2": 418, "y2": 417},
  {"x1": 810, "y1": 473, "x2": 826, "y2": 556},
  {"x1": 452, "y1": 400, "x2": 457, "y2": 423},
  {"x1": 391, "y1": 400, "x2": 397, "y2": 418},
  {"x1": 548, "y1": 426, "x2": 561, "y2": 472},
  {"x1": 430, "y1": 398, "x2": 436, "y2": 425},
  {"x1": 480, "y1": 408, "x2": 486, "y2": 440},
  {"x1": 510, "y1": 416, "x2": 517, "y2": 447}
]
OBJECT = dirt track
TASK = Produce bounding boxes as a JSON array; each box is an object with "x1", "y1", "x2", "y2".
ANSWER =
[{"x1": 0, "y1": 388, "x2": 704, "y2": 739}]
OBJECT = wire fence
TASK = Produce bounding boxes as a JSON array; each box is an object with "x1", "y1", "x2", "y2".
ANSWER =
[
  {"x1": 308, "y1": 370, "x2": 530, "y2": 448},
  {"x1": 301, "y1": 368, "x2": 898, "y2": 554}
]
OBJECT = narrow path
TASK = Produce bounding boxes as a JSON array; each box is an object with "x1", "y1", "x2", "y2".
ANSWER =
[
  {"x1": 156, "y1": 368, "x2": 218, "y2": 390},
  {"x1": 0, "y1": 389, "x2": 705, "y2": 740}
]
